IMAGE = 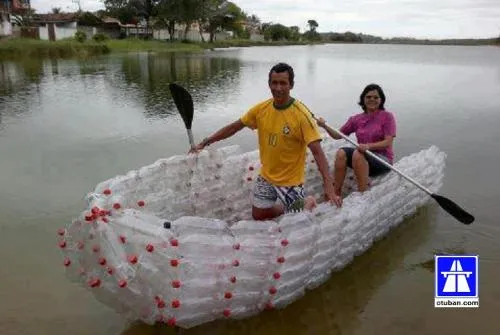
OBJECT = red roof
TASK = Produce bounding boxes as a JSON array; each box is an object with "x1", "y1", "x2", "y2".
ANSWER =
[{"x1": 33, "y1": 13, "x2": 77, "y2": 23}]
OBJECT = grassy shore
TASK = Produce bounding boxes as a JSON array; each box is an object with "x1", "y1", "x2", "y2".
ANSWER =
[
  {"x1": 0, "y1": 38, "x2": 110, "y2": 60},
  {"x1": 200, "y1": 38, "x2": 314, "y2": 48},
  {"x1": 1, "y1": 36, "x2": 498, "y2": 61},
  {"x1": 106, "y1": 38, "x2": 204, "y2": 53},
  {"x1": 0, "y1": 37, "x2": 319, "y2": 60},
  {"x1": 109, "y1": 38, "x2": 318, "y2": 53}
]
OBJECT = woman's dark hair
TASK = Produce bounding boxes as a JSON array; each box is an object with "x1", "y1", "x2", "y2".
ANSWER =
[
  {"x1": 268, "y1": 62, "x2": 295, "y2": 87},
  {"x1": 358, "y1": 83, "x2": 386, "y2": 112}
]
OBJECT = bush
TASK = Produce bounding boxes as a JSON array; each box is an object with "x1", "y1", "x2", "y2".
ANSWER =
[
  {"x1": 92, "y1": 33, "x2": 109, "y2": 42},
  {"x1": 74, "y1": 30, "x2": 87, "y2": 43}
]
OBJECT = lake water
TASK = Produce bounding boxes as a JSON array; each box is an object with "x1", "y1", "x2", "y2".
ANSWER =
[{"x1": 1, "y1": 44, "x2": 499, "y2": 335}]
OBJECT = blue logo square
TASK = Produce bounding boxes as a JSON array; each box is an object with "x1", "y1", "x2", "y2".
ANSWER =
[{"x1": 435, "y1": 255, "x2": 478, "y2": 298}]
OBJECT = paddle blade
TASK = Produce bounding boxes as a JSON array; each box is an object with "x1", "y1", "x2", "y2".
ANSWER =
[
  {"x1": 431, "y1": 194, "x2": 475, "y2": 225},
  {"x1": 169, "y1": 83, "x2": 193, "y2": 130}
]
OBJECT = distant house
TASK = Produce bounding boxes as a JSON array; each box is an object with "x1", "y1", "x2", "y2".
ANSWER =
[
  {"x1": 1, "y1": 0, "x2": 30, "y2": 37},
  {"x1": 101, "y1": 17, "x2": 138, "y2": 39},
  {"x1": 98, "y1": 16, "x2": 233, "y2": 42},
  {"x1": 10, "y1": 0, "x2": 29, "y2": 12},
  {"x1": 241, "y1": 18, "x2": 264, "y2": 41},
  {"x1": 0, "y1": 5, "x2": 12, "y2": 37},
  {"x1": 31, "y1": 13, "x2": 77, "y2": 41},
  {"x1": 152, "y1": 21, "x2": 209, "y2": 42}
]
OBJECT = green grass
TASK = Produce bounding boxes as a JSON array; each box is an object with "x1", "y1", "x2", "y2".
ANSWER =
[
  {"x1": 0, "y1": 37, "x2": 321, "y2": 61},
  {"x1": 106, "y1": 38, "x2": 204, "y2": 53},
  {"x1": 0, "y1": 38, "x2": 110, "y2": 60},
  {"x1": 199, "y1": 38, "x2": 316, "y2": 49},
  {"x1": 105, "y1": 38, "x2": 317, "y2": 53}
]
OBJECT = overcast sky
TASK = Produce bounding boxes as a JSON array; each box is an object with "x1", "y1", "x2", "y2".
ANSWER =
[{"x1": 31, "y1": 0, "x2": 500, "y2": 39}]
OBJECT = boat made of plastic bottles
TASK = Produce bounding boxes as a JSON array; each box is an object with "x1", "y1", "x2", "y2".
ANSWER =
[{"x1": 56, "y1": 136, "x2": 446, "y2": 329}]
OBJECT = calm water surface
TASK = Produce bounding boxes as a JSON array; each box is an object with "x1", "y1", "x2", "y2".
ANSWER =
[{"x1": 1, "y1": 44, "x2": 499, "y2": 335}]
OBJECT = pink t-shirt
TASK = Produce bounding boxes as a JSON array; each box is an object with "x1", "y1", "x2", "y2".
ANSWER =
[{"x1": 340, "y1": 109, "x2": 397, "y2": 163}]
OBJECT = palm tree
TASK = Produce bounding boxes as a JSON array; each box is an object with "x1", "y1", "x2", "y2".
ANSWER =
[{"x1": 307, "y1": 19, "x2": 318, "y2": 32}]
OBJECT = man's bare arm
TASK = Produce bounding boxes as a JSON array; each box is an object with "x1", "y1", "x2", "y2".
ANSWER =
[
  {"x1": 317, "y1": 117, "x2": 343, "y2": 140},
  {"x1": 308, "y1": 140, "x2": 342, "y2": 207},
  {"x1": 308, "y1": 140, "x2": 332, "y2": 183},
  {"x1": 191, "y1": 120, "x2": 246, "y2": 152}
]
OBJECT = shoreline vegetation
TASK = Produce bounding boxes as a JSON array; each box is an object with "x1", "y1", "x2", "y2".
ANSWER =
[
  {"x1": 0, "y1": 37, "x2": 499, "y2": 61},
  {"x1": 0, "y1": 38, "x2": 322, "y2": 60}
]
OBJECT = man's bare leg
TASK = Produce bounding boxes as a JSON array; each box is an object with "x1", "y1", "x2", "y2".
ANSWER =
[
  {"x1": 304, "y1": 196, "x2": 317, "y2": 211},
  {"x1": 252, "y1": 204, "x2": 284, "y2": 220},
  {"x1": 251, "y1": 196, "x2": 317, "y2": 219}
]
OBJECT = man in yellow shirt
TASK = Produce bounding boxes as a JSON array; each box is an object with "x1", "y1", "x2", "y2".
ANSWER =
[{"x1": 190, "y1": 63, "x2": 341, "y2": 220}]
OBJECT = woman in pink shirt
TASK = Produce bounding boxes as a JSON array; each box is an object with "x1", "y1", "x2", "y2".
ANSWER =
[{"x1": 317, "y1": 84, "x2": 397, "y2": 197}]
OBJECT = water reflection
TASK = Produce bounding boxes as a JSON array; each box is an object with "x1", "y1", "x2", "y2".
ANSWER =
[
  {"x1": 116, "y1": 53, "x2": 242, "y2": 119},
  {"x1": 121, "y1": 207, "x2": 433, "y2": 335},
  {"x1": 0, "y1": 59, "x2": 43, "y2": 97},
  {"x1": 0, "y1": 52, "x2": 242, "y2": 129},
  {"x1": 0, "y1": 60, "x2": 44, "y2": 129}
]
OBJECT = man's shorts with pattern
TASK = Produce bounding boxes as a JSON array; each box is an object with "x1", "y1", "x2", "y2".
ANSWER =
[{"x1": 252, "y1": 175, "x2": 305, "y2": 213}]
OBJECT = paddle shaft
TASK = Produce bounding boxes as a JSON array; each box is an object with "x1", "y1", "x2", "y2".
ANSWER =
[
  {"x1": 320, "y1": 122, "x2": 434, "y2": 196},
  {"x1": 187, "y1": 129, "x2": 195, "y2": 149}
]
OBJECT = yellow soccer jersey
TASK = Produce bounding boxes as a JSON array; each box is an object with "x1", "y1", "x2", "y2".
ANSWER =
[{"x1": 240, "y1": 98, "x2": 322, "y2": 186}]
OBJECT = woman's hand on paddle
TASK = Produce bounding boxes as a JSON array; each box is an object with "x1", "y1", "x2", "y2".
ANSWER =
[{"x1": 358, "y1": 144, "x2": 370, "y2": 153}]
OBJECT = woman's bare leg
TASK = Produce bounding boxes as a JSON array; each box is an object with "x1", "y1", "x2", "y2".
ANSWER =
[
  {"x1": 352, "y1": 150, "x2": 369, "y2": 192},
  {"x1": 334, "y1": 149, "x2": 348, "y2": 196}
]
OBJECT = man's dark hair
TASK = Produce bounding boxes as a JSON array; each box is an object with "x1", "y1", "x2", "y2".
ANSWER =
[{"x1": 268, "y1": 62, "x2": 294, "y2": 86}]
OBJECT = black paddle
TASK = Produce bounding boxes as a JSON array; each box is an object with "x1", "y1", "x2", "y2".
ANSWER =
[
  {"x1": 318, "y1": 119, "x2": 475, "y2": 225},
  {"x1": 169, "y1": 83, "x2": 195, "y2": 149}
]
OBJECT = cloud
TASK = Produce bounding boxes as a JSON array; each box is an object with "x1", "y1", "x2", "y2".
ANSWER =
[
  {"x1": 31, "y1": 0, "x2": 103, "y2": 13},
  {"x1": 237, "y1": 0, "x2": 500, "y2": 38},
  {"x1": 30, "y1": 0, "x2": 500, "y2": 39}
]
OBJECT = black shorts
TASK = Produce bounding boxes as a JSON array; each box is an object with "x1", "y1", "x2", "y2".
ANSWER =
[{"x1": 341, "y1": 147, "x2": 391, "y2": 177}]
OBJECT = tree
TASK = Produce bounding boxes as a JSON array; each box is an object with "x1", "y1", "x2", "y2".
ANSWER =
[
  {"x1": 101, "y1": 0, "x2": 266, "y2": 43},
  {"x1": 307, "y1": 19, "x2": 318, "y2": 32},
  {"x1": 128, "y1": 0, "x2": 160, "y2": 33},
  {"x1": 289, "y1": 26, "x2": 300, "y2": 41},
  {"x1": 304, "y1": 19, "x2": 320, "y2": 41},
  {"x1": 263, "y1": 23, "x2": 290, "y2": 41},
  {"x1": 155, "y1": 0, "x2": 204, "y2": 41},
  {"x1": 104, "y1": 0, "x2": 136, "y2": 24},
  {"x1": 247, "y1": 14, "x2": 260, "y2": 27},
  {"x1": 222, "y1": 2, "x2": 245, "y2": 36},
  {"x1": 202, "y1": 0, "x2": 245, "y2": 42}
]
